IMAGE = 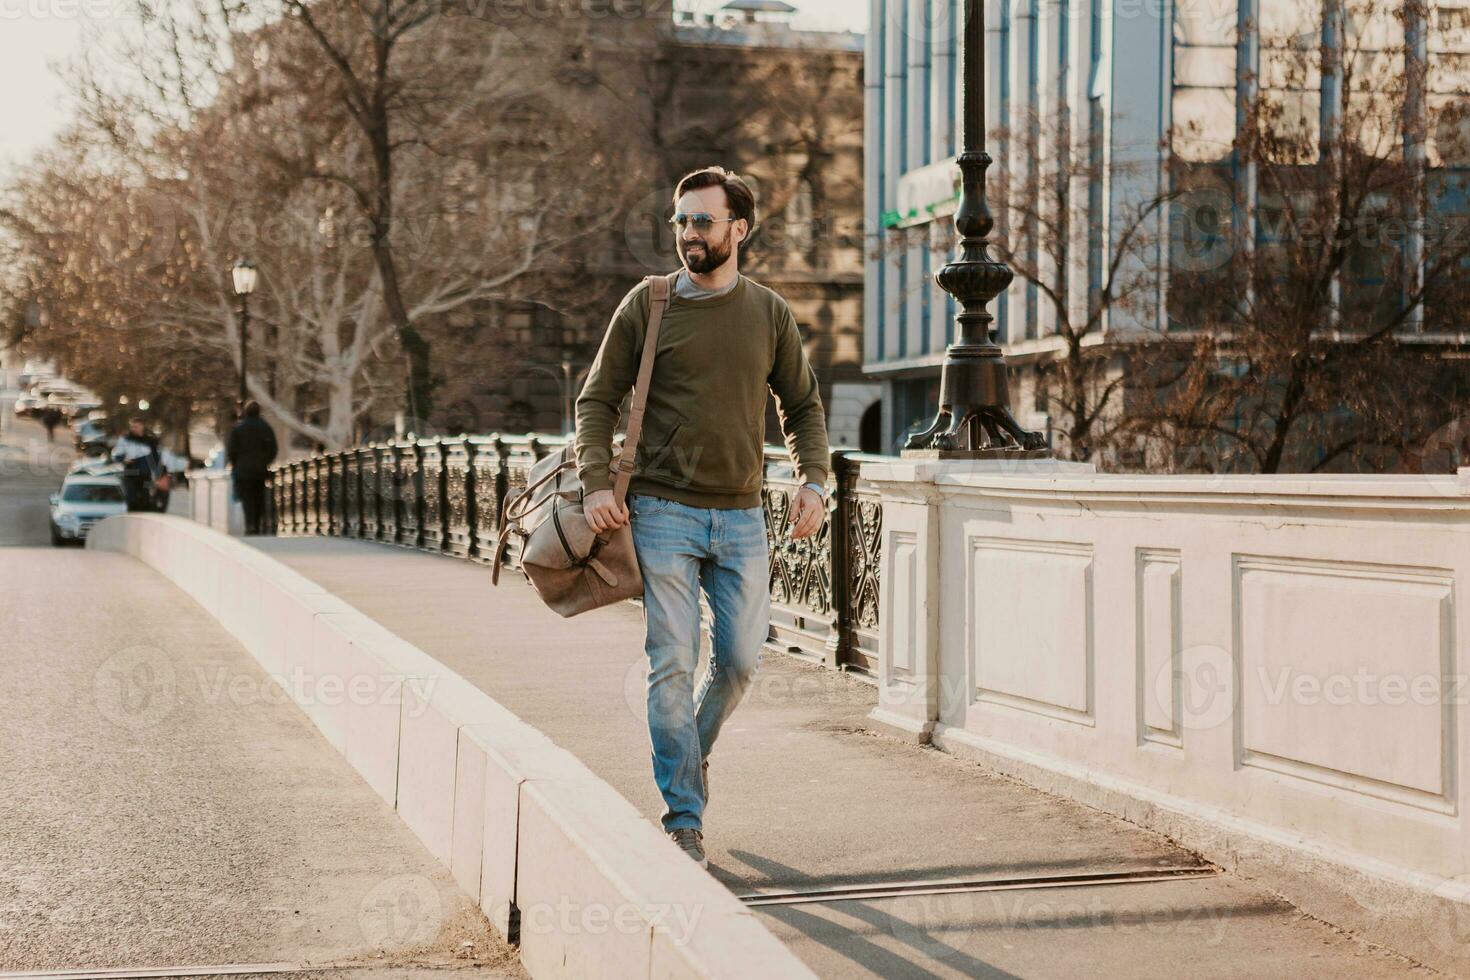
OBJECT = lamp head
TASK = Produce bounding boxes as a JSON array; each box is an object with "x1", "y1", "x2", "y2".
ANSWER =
[{"x1": 231, "y1": 259, "x2": 258, "y2": 297}]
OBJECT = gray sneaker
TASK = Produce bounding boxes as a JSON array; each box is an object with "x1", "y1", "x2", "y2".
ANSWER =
[{"x1": 669, "y1": 827, "x2": 708, "y2": 869}]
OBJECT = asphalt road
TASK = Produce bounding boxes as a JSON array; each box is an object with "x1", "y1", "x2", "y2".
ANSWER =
[
  {"x1": 0, "y1": 414, "x2": 75, "y2": 546},
  {"x1": 0, "y1": 408, "x2": 522, "y2": 976}
]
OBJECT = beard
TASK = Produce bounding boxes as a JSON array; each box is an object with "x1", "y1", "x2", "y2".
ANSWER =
[{"x1": 678, "y1": 233, "x2": 733, "y2": 274}]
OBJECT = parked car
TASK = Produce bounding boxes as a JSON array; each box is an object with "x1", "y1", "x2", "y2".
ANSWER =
[
  {"x1": 19, "y1": 369, "x2": 55, "y2": 390},
  {"x1": 73, "y1": 421, "x2": 111, "y2": 453},
  {"x1": 69, "y1": 454, "x2": 121, "y2": 477},
  {"x1": 45, "y1": 393, "x2": 85, "y2": 419},
  {"x1": 12, "y1": 394, "x2": 42, "y2": 418},
  {"x1": 32, "y1": 380, "x2": 75, "y2": 399},
  {"x1": 49, "y1": 474, "x2": 128, "y2": 546},
  {"x1": 20, "y1": 359, "x2": 56, "y2": 386}
]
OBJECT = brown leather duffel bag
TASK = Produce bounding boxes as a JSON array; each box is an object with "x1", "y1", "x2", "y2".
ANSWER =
[{"x1": 490, "y1": 273, "x2": 673, "y2": 617}]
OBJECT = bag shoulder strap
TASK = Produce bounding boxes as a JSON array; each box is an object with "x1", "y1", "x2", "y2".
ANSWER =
[{"x1": 612, "y1": 272, "x2": 676, "y2": 503}]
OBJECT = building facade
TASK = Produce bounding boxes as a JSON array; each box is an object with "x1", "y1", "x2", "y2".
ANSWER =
[
  {"x1": 439, "y1": 4, "x2": 874, "y2": 450},
  {"x1": 865, "y1": 0, "x2": 1470, "y2": 458}
]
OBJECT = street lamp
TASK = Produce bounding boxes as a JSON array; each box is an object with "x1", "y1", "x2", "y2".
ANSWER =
[
  {"x1": 904, "y1": 0, "x2": 1046, "y2": 457},
  {"x1": 560, "y1": 359, "x2": 574, "y2": 436},
  {"x1": 231, "y1": 258, "x2": 258, "y2": 408}
]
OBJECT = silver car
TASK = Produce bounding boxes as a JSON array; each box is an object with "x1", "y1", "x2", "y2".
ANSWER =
[{"x1": 49, "y1": 474, "x2": 128, "y2": 546}]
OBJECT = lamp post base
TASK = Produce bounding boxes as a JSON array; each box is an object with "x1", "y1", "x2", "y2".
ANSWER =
[{"x1": 902, "y1": 350, "x2": 1049, "y2": 456}]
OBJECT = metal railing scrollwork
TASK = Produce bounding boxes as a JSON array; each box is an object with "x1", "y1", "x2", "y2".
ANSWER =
[
  {"x1": 396, "y1": 441, "x2": 422, "y2": 548},
  {"x1": 271, "y1": 435, "x2": 886, "y2": 676},
  {"x1": 419, "y1": 438, "x2": 448, "y2": 553}
]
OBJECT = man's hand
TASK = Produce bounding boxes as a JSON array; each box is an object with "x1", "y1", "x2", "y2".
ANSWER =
[
  {"x1": 788, "y1": 486, "x2": 825, "y2": 540},
  {"x1": 583, "y1": 488, "x2": 629, "y2": 533}
]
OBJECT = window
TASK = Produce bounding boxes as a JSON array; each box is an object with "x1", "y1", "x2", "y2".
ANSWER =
[
  {"x1": 1087, "y1": 0, "x2": 1106, "y2": 316},
  {"x1": 63, "y1": 483, "x2": 125, "y2": 503},
  {"x1": 505, "y1": 310, "x2": 534, "y2": 347},
  {"x1": 1172, "y1": 1, "x2": 1238, "y2": 163},
  {"x1": 1430, "y1": 3, "x2": 1470, "y2": 167},
  {"x1": 1259, "y1": 2, "x2": 1323, "y2": 164},
  {"x1": 1440, "y1": 6, "x2": 1470, "y2": 36},
  {"x1": 784, "y1": 179, "x2": 815, "y2": 255},
  {"x1": 1167, "y1": 0, "x2": 1238, "y2": 330}
]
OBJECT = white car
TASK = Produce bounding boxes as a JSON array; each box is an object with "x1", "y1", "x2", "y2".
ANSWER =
[
  {"x1": 49, "y1": 474, "x2": 128, "y2": 546},
  {"x1": 69, "y1": 453, "x2": 120, "y2": 476}
]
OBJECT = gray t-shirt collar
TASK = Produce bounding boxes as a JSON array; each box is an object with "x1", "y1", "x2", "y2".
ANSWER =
[{"x1": 674, "y1": 268, "x2": 740, "y2": 301}]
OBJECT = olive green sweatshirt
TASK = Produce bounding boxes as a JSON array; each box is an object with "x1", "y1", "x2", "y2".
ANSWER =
[{"x1": 575, "y1": 272, "x2": 830, "y2": 509}]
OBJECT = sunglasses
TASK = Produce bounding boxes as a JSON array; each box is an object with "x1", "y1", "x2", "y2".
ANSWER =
[{"x1": 669, "y1": 212, "x2": 739, "y2": 233}]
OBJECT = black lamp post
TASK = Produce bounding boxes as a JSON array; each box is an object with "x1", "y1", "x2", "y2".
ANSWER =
[
  {"x1": 231, "y1": 259, "x2": 258, "y2": 408},
  {"x1": 904, "y1": 0, "x2": 1046, "y2": 457},
  {"x1": 560, "y1": 359, "x2": 575, "y2": 436}
]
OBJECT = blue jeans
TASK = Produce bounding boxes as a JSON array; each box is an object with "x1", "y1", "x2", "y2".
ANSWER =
[{"x1": 629, "y1": 493, "x2": 770, "y2": 832}]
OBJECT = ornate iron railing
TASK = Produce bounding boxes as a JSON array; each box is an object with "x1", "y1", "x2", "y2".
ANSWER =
[
  {"x1": 379, "y1": 443, "x2": 401, "y2": 543},
  {"x1": 397, "y1": 441, "x2": 422, "y2": 548},
  {"x1": 343, "y1": 448, "x2": 362, "y2": 538},
  {"x1": 468, "y1": 435, "x2": 507, "y2": 563},
  {"x1": 443, "y1": 437, "x2": 474, "y2": 558},
  {"x1": 360, "y1": 446, "x2": 381, "y2": 540},
  {"x1": 419, "y1": 437, "x2": 448, "y2": 553},
  {"x1": 270, "y1": 435, "x2": 886, "y2": 676},
  {"x1": 305, "y1": 457, "x2": 322, "y2": 536},
  {"x1": 296, "y1": 457, "x2": 309, "y2": 535},
  {"x1": 326, "y1": 452, "x2": 344, "y2": 536}
]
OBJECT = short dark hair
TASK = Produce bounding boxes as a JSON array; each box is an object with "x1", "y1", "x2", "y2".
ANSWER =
[
  {"x1": 128, "y1": 416, "x2": 145, "y2": 426},
  {"x1": 674, "y1": 166, "x2": 756, "y2": 230},
  {"x1": 243, "y1": 400, "x2": 262, "y2": 418}
]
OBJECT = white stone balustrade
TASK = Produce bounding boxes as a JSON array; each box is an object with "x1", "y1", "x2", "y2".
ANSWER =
[
  {"x1": 863, "y1": 459, "x2": 1470, "y2": 970},
  {"x1": 186, "y1": 469, "x2": 243, "y2": 535}
]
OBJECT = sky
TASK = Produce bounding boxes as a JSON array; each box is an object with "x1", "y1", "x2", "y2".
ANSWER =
[{"x1": 0, "y1": 0, "x2": 868, "y2": 179}]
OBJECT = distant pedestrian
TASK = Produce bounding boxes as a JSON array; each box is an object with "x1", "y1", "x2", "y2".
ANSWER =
[
  {"x1": 228, "y1": 400, "x2": 278, "y2": 535},
  {"x1": 40, "y1": 406, "x2": 62, "y2": 442},
  {"x1": 112, "y1": 417, "x2": 165, "y2": 512}
]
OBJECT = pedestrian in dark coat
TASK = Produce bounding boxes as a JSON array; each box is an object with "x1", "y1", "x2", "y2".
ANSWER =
[
  {"x1": 227, "y1": 401, "x2": 278, "y2": 534},
  {"x1": 40, "y1": 406, "x2": 62, "y2": 442},
  {"x1": 113, "y1": 417, "x2": 164, "y2": 511}
]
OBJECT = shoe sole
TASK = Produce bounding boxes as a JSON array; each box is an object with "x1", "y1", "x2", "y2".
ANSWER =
[{"x1": 671, "y1": 832, "x2": 708, "y2": 870}]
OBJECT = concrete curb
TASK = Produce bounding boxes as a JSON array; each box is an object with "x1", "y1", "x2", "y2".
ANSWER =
[{"x1": 89, "y1": 514, "x2": 815, "y2": 980}]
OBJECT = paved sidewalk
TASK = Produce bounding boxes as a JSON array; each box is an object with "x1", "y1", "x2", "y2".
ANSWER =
[
  {"x1": 0, "y1": 547, "x2": 522, "y2": 978},
  {"x1": 254, "y1": 537, "x2": 1432, "y2": 978}
]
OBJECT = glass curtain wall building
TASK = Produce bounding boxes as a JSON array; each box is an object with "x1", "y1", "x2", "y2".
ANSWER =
[{"x1": 865, "y1": 0, "x2": 1470, "y2": 455}]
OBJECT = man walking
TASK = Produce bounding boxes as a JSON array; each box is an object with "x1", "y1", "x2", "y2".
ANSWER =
[
  {"x1": 576, "y1": 167, "x2": 830, "y2": 869},
  {"x1": 227, "y1": 400, "x2": 278, "y2": 535},
  {"x1": 112, "y1": 418, "x2": 166, "y2": 511}
]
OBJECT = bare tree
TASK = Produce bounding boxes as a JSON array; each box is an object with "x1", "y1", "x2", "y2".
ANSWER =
[
  {"x1": 3, "y1": 0, "x2": 648, "y2": 448},
  {"x1": 978, "y1": 109, "x2": 1172, "y2": 463},
  {"x1": 1128, "y1": 0, "x2": 1470, "y2": 473}
]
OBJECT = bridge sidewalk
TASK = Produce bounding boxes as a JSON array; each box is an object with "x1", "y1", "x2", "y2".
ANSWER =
[{"x1": 252, "y1": 536, "x2": 1431, "y2": 978}]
